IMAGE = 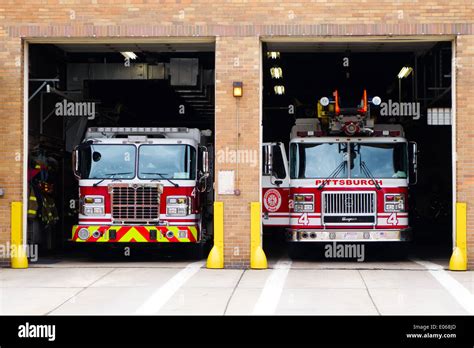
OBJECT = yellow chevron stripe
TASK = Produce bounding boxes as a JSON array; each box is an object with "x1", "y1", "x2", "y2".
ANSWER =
[
  {"x1": 72, "y1": 225, "x2": 199, "y2": 243},
  {"x1": 118, "y1": 227, "x2": 148, "y2": 242}
]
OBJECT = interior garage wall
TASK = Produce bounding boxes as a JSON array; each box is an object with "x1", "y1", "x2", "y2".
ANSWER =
[{"x1": 0, "y1": 1, "x2": 473, "y2": 268}]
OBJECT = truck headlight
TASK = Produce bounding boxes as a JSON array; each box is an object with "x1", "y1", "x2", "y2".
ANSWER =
[
  {"x1": 293, "y1": 194, "x2": 314, "y2": 212},
  {"x1": 384, "y1": 194, "x2": 405, "y2": 212},
  {"x1": 81, "y1": 195, "x2": 105, "y2": 216},
  {"x1": 78, "y1": 228, "x2": 90, "y2": 240},
  {"x1": 166, "y1": 196, "x2": 191, "y2": 217}
]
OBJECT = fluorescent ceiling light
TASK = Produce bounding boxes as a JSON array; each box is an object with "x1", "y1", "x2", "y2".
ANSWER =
[
  {"x1": 398, "y1": 66, "x2": 413, "y2": 79},
  {"x1": 274, "y1": 85, "x2": 285, "y2": 95},
  {"x1": 267, "y1": 51, "x2": 280, "y2": 59},
  {"x1": 270, "y1": 67, "x2": 283, "y2": 79},
  {"x1": 121, "y1": 51, "x2": 137, "y2": 60}
]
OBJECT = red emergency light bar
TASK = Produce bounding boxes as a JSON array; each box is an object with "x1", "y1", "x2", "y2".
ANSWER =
[
  {"x1": 333, "y1": 90, "x2": 340, "y2": 115},
  {"x1": 358, "y1": 89, "x2": 368, "y2": 114}
]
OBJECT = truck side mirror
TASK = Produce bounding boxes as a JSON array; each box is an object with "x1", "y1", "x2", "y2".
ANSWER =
[
  {"x1": 72, "y1": 147, "x2": 81, "y2": 179},
  {"x1": 72, "y1": 140, "x2": 93, "y2": 180},
  {"x1": 198, "y1": 147, "x2": 210, "y2": 193},
  {"x1": 263, "y1": 144, "x2": 273, "y2": 176},
  {"x1": 409, "y1": 141, "x2": 418, "y2": 185},
  {"x1": 202, "y1": 148, "x2": 209, "y2": 176}
]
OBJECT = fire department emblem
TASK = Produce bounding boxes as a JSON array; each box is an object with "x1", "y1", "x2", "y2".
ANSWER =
[{"x1": 264, "y1": 189, "x2": 282, "y2": 212}]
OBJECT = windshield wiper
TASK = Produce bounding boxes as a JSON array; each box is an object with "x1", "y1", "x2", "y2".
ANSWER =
[
  {"x1": 317, "y1": 161, "x2": 346, "y2": 190},
  {"x1": 92, "y1": 172, "x2": 133, "y2": 187},
  {"x1": 141, "y1": 172, "x2": 179, "y2": 187},
  {"x1": 360, "y1": 161, "x2": 382, "y2": 190}
]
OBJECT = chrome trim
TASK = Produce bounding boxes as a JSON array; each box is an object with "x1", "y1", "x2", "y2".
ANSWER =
[
  {"x1": 109, "y1": 183, "x2": 163, "y2": 223},
  {"x1": 322, "y1": 191, "x2": 377, "y2": 225},
  {"x1": 287, "y1": 228, "x2": 412, "y2": 242}
]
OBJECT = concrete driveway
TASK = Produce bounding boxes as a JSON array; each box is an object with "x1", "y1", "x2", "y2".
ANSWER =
[{"x1": 0, "y1": 253, "x2": 473, "y2": 315}]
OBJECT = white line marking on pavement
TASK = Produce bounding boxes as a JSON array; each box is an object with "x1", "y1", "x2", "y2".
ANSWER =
[
  {"x1": 411, "y1": 258, "x2": 474, "y2": 314},
  {"x1": 252, "y1": 260, "x2": 292, "y2": 315},
  {"x1": 135, "y1": 261, "x2": 204, "y2": 315}
]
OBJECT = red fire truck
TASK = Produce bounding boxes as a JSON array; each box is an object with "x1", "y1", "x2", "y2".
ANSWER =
[
  {"x1": 71, "y1": 127, "x2": 213, "y2": 257},
  {"x1": 262, "y1": 90, "x2": 418, "y2": 257}
]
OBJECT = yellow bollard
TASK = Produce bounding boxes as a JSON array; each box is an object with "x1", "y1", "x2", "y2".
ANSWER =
[
  {"x1": 449, "y1": 202, "x2": 467, "y2": 271},
  {"x1": 11, "y1": 201, "x2": 28, "y2": 269},
  {"x1": 207, "y1": 202, "x2": 224, "y2": 269},
  {"x1": 250, "y1": 202, "x2": 267, "y2": 269}
]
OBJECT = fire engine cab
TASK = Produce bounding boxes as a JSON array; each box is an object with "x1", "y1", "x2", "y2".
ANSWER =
[
  {"x1": 262, "y1": 90, "x2": 418, "y2": 255},
  {"x1": 71, "y1": 127, "x2": 213, "y2": 256}
]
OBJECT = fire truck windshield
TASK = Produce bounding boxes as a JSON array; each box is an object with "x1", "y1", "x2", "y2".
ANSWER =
[
  {"x1": 78, "y1": 144, "x2": 136, "y2": 179},
  {"x1": 138, "y1": 144, "x2": 196, "y2": 180},
  {"x1": 351, "y1": 143, "x2": 408, "y2": 179},
  {"x1": 290, "y1": 142, "x2": 408, "y2": 179},
  {"x1": 290, "y1": 143, "x2": 348, "y2": 179}
]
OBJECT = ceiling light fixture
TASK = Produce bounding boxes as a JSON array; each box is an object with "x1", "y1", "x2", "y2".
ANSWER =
[
  {"x1": 274, "y1": 85, "x2": 285, "y2": 95},
  {"x1": 270, "y1": 67, "x2": 283, "y2": 79},
  {"x1": 120, "y1": 52, "x2": 138, "y2": 60},
  {"x1": 267, "y1": 51, "x2": 280, "y2": 59},
  {"x1": 397, "y1": 66, "x2": 413, "y2": 79}
]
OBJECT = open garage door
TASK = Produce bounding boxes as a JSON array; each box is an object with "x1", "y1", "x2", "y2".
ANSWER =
[
  {"x1": 26, "y1": 41, "x2": 215, "y2": 261},
  {"x1": 261, "y1": 39, "x2": 454, "y2": 262}
]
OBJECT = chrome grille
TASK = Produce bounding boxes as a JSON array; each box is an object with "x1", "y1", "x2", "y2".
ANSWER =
[
  {"x1": 323, "y1": 192, "x2": 376, "y2": 215},
  {"x1": 110, "y1": 184, "x2": 162, "y2": 223}
]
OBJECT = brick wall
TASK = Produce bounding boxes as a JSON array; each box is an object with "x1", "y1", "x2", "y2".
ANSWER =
[
  {"x1": 0, "y1": 28, "x2": 23, "y2": 260},
  {"x1": 0, "y1": 1, "x2": 473, "y2": 268},
  {"x1": 215, "y1": 36, "x2": 261, "y2": 268},
  {"x1": 455, "y1": 35, "x2": 474, "y2": 269}
]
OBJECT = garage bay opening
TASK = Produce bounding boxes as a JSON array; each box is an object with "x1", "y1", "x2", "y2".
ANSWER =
[
  {"x1": 261, "y1": 39, "x2": 453, "y2": 262},
  {"x1": 27, "y1": 41, "x2": 215, "y2": 261}
]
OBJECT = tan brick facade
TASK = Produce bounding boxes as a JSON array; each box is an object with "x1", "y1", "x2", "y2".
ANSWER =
[
  {"x1": 215, "y1": 37, "x2": 261, "y2": 268},
  {"x1": 455, "y1": 35, "x2": 474, "y2": 269},
  {"x1": 0, "y1": 1, "x2": 473, "y2": 268}
]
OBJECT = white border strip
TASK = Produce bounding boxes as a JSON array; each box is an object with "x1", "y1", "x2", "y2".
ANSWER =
[
  {"x1": 253, "y1": 259, "x2": 292, "y2": 315},
  {"x1": 412, "y1": 258, "x2": 474, "y2": 314},
  {"x1": 135, "y1": 261, "x2": 204, "y2": 315}
]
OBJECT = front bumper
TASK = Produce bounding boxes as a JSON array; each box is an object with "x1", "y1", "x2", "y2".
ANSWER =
[
  {"x1": 287, "y1": 228, "x2": 412, "y2": 242},
  {"x1": 71, "y1": 225, "x2": 199, "y2": 243}
]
